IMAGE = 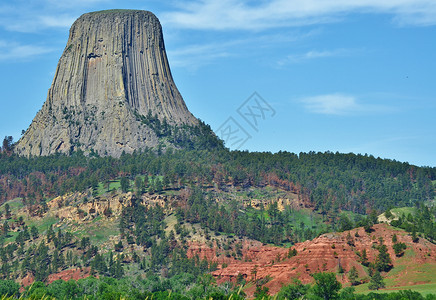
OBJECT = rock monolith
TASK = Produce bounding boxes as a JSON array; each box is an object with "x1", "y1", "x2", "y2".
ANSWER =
[{"x1": 15, "y1": 9, "x2": 198, "y2": 157}]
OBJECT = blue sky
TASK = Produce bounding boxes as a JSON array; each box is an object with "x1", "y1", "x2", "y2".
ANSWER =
[{"x1": 0, "y1": 0, "x2": 435, "y2": 167}]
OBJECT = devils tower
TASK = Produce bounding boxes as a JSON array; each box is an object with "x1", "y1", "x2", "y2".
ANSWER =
[{"x1": 15, "y1": 9, "x2": 200, "y2": 157}]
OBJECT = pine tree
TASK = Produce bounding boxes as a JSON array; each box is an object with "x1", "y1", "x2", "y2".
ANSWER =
[
  {"x1": 134, "y1": 176, "x2": 144, "y2": 197},
  {"x1": 155, "y1": 178, "x2": 163, "y2": 193},
  {"x1": 2, "y1": 221, "x2": 9, "y2": 237},
  {"x1": 30, "y1": 226, "x2": 39, "y2": 240},
  {"x1": 376, "y1": 244, "x2": 392, "y2": 272},
  {"x1": 148, "y1": 178, "x2": 155, "y2": 194},
  {"x1": 114, "y1": 255, "x2": 124, "y2": 279},
  {"x1": 120, "y1": 177, "x2": 130, "y2": 193},
  {"x1": 108, "y1": 251, "x2": 115, "y2": 276},
  {"x1": 163, "y1": 175, "x2": 170, "y2": 190},
  {"x1": 412, "y1": 230, "x2": 419, "y2": 243},
  {"x1": 52, "y1": 249, "x2": 60, "y2": 271},
  {"x1": 47, "y1": 225, "x2": 55, "y2": 242},
  {"x1": 80, "y1": 237, "x2": 90, "y2": 250},
  {"x1": 360, "y1": 249, "x2": 369, "y2": 267},
  {"x1": 4, "y1": 204, "x2": 11, "y2": 219},
  {"x1": 348, "y1": 266, "x2": 359, "y2": 286},
  {"x1": 23, "y1": 226, "x2": 30, "y2": 241},
  {"x1": 368, "y1": 271, "x2": 385, "y2": 290},
  {"x1": 115, "y1": 241, "x2": 123, "y2": 252},
  {"x1": 393, "y1": 242, "x2": 407, "y2": 257}
]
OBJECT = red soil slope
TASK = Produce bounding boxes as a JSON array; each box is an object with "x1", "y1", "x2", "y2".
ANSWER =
[
  {"x1": 188, "y1": 224, "x2": 436, "y2": 296},
  {"x1": 21, "y1": 267, "x2": 92, "y2": 288}
]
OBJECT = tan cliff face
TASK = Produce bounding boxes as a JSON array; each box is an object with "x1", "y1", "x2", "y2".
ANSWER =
[{"x1": 15, "y1": 10, "x2": 197, "y2": 157}]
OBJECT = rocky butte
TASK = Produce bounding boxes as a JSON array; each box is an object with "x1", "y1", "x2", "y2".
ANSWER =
[{"x1": 15, "y1": 9, "x2": 200, "y2": 157}]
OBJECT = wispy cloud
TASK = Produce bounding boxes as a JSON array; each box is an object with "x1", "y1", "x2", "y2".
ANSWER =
[
  {"x1": 0, "y1": 13, "x2": 76, "y2": 33},
  {"x1": 300, "y1": 94, "x2": 360, "y2": 115},
  {"x1": 167, "y1": 31, "x2": 316, "y2": 70},
  {"x1": 168, "y1": 42, "x2": 232, "y2": 70},
  {"x1": 166, "y1": 37, "x2": 252, "y2": 70},
  {"x1": 278, "y1": 48, "x2": 355, "y2": 65},
  {"x1": 163, "y1": 0, "x2": 436, "y2": 30},
  {"x1": 0, "y1": 41, "x2": 53, "y2": 61},
  {"x1": 2, "y1": 16, "x2": 75, "y2": 32},
  {"x1": 0, "y1": 0, "x2": 108, "y2": 33},
  {"x1": 299, "y1": 93, "x2": 393, "y2": 115}
]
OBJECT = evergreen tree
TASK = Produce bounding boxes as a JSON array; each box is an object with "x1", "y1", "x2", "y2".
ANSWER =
[
  {"x1": 163, "y1": 174, "x2": 170, "y2": 190},
  {"x1": 23, "y1": 226, "x2": 30, "y2": 241},
  {"x1": 120, "y1": 177, "x2": 130, "y2": 193},
  {"x1": 368, "y1": 271, "x2": 385, "y2": 290},
  {"x1": 134, "y1": 175, "x2": 144, "y2": 197},
  {"x1": 2, "y1": 221, "x2": 9, "y2": 237},
  {"x1": 52, "y1": 249, "x2": 60, "y2": 271},
  {"x1": 80, "y1": 237, "x2": 90, "y2": 250},
  {"x1": 114, "y1": 255, "x2": 124, "y2": 279},
  {"x1": 4, "y1": 204, "x2": 11, "y2": 219},
  {"x1": 47, "y1": 225, "x2": 55, "y2": 242},
  {"x1": 339, "y1": 214, "x2": 353, "y2": 231},
  {"x1": 348, "y1": 266, "x2": 359, "y2": 286},
  {"x1": 360, "y1": 249, "x2": 369, "y2": 267},
  {"x1": 376, "y1": 244, "x2": 392, "y2": 272},
  {"x1": 115, "y1": 241, "x2": 123, "y2": 252},
  {"x1": 155, "y1": 177, "x2": 163, "y2": 193},
  {"x1": 31, "y1": 226, "x2": 39, "y2": 240},
  {"x1": 412, "y1": 230, "x2": 419, "y2": 243},
  {"x1": 393, "y1": 242, "x2": 407, "y2": 257}
]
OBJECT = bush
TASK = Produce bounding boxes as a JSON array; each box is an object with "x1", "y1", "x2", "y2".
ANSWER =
[
  {"x1": 0, "y1": 279, "x2": 20, "y2": 297},
  {"x1": 312, "y1": 272, "x2": 341, "y2": 300},
  {"x1": 277, "y1": 279, "x2": 309, "y2": 300},
  {"x1": 393, "y1": 242, "x2": 407, "y2": 257}
]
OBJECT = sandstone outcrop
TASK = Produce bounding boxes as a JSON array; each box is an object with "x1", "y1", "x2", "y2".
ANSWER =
[
  {"x1": 187, "y1": 224, "x2": 436, "y2": 296},
  {"x1": 16, "y1": 9, "x2": 198, "y2": 157}
]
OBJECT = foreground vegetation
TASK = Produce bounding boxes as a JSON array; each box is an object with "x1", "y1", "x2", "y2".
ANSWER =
[{"x1": 0, "y1": 272, "x2": 435, "y2": 299}]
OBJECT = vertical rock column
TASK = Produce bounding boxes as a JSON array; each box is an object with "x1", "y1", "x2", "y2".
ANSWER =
[{"x1": 15, "y1": 10, "x2": 197, "y2": 157}]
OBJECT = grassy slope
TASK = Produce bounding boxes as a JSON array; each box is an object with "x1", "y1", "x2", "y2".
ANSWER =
[{"x1": 355, "y1": 247, "x2": 436, "y2": 296}]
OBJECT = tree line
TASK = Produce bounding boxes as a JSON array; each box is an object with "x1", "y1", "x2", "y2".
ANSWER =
[{"x1": 1, "y1": 145, "x2": 434, "y2": 218}]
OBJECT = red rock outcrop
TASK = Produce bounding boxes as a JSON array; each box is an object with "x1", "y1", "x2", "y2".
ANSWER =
[
  {"x1": 20, "y1": 267, "x2": 93, "y2": 288},
  {"x1": 188, "y1": 224, "x2": 436, "y2": 296}
]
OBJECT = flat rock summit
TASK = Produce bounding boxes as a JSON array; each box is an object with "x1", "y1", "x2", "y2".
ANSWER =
[{"x1": 15, "y1": 9, "x2": 198, "y2": 157}]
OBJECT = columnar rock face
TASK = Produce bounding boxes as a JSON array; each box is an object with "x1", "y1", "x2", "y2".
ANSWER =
[{"x1": 15, "y1": 9, "x2": 197, "y2": 157}]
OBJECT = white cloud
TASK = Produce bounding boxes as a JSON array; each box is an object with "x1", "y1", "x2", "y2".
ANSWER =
[
  {"x1": 300, "y1": 94, "x2": 361, "y2": 115},
  {"x1": 298, "y1": 93, "x2": 394, "y2": 115},
  {"x1": 0, "y1": 13, "x2": 77, "y2": 33},
  {"x1": 0, "y1": 0, "x2": 104, "y2": 33},
  {"x1": 167, "y1": 42, "x2": 232, "y2": 70},
  {"x1": 167, "y1": 31, "x2": 314, "y2": 70},
  {"x1": 0, "y1": 41, "x2": 53, "y2": 61},
  {"x1": 278, "y1": 48, "x2": 355, "y2": 65},
  {"x1": 162, "y1": 0, "x2": 436, "y2": 30}
]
